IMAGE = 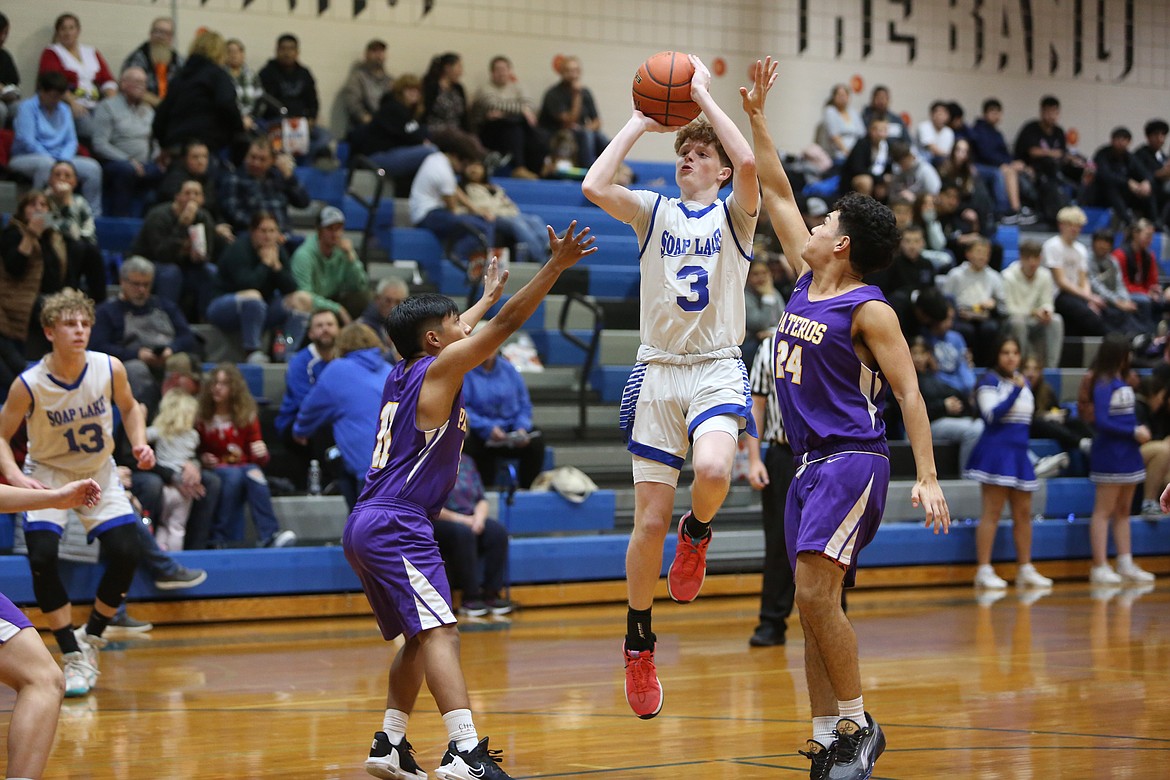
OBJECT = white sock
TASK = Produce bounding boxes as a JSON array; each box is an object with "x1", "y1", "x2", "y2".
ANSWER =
[
  {"x1": 812, "y1": 715, "x2": 837, "y2": 748},
  {"x1": 838, "y1": 695, "x2": 865, "y2": 726},
  {"x1": 1117, "y1": 554, "x2": 1134, "y2": 569},
  {"x1": 442, "y1": 708, "x2": 479, "y2": 753},
  {"x1": 382, "y1": 708, "x2": 409, "y2": 745}
]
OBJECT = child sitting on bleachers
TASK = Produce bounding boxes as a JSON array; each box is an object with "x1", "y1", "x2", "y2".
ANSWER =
[
  {"x1": 457, "y1": 159, "x2": 547, "y2": 263},
  {"x1": 146, "y1": 388, "x2": 200, "y2": 551}
]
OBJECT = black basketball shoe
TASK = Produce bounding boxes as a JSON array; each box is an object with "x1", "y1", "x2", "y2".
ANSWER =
[
  {"x1": 434, "y1": 736, "x2": 512, "y2": 780},
  {"x1": 827, "y1": 713, "x2": 885, "y2": 779},
  {"x1": 365, "y1": 731, "x2": 426, "y2": 779},
  {"x1": 799, "y1": 739, "x2": 836, "y2": 780}
]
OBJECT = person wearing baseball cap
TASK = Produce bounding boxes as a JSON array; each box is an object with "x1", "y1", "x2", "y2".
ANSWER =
[{"x1": 290, "y1": 205, "x2": 371, "y2": 324}]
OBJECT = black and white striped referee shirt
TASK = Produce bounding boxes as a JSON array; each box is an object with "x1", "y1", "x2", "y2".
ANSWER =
[{"x1": 749, "y1": 333, "x2": 787, "y2": 446}]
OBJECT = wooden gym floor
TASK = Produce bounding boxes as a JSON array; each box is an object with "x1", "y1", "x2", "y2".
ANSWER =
[{"x1": 3, "y1": 585, "x2": 1168, "y2": 778}]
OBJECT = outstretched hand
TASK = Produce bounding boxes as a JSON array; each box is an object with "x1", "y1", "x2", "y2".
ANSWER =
[
  {"x1": 912, "y1": 477, "x2": 951, "y2": 535},
  {"x1": 740, "y1": 57, "x2": 779, "y2": 116},
  {"x1": 480, "y1": 255, "x2": 509, "y2": 306},
  {"x1": 546, "y1": 220, "x2": 598, "y2": 269}
]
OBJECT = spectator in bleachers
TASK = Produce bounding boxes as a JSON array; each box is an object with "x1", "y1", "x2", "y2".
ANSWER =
[
  {"x1": 359, "y1": 277, "x2": 406, "y2": 359},
  {"x1": 37, "y1": 13, "x2": 116, "y2": 142},
  {"x1": 1087, "y1": 228, "x2": 1145, "y2": 335},
  {"x1": 1022, "y1": 355, "x2": 1093, "y2": 458},
  {"x1": 131, "y1": 179, "x2": 222, "y2": 318},
  {"x1": 0, "y1": 13, "x2": 20, "y2": 129},
  {"x1": 435, "y1": 453, "x2": 513, "y2": 617},
  {"x1": 409, "y1": 130, "x2": 494, "y2": 256},
  {"x1": 837, "y1": 116, "x2": 891, "y2": 199},
  {"x1": 456, "y1": 159, "x2": 548, "y2": 264},
  {"x1": 9, "y1": 71, "x2": 104, "y2": 215},
  {"x1": 915, "y1": 287, "x2": 976, "y2": 398},
  {"x1": 1134, "y1": 119, "x2": 1170, "y2": 226},
  {"x1": 92, "y1": 66, "x2": 161, "y2": 217},
  {"x1": 913, "y1": 191, "x2": 952, "y2": 263},
  {"x1": 539, "y1": 55, "x2": 607, "y2": 165},
  {"x1": 964, "y1": 335, "x2": 1054, "y2": 590},
  {"x1": 934, "y1": 183, "x2": 986, "y2": 264},
  {"x1": 156, "y1": 141, "x2": 228, "y2": 226},
  {"x1": 946, "y1": 101, "x2": 970, "y2": 142},
  {"x1": 196, "y1": 363, "x2": 296, "y2": 548},
  {"x1": 463, "y1": 334, "x2": 545, "y2": 489},
  {"x1": 219, "y1": 137, "x2": 309, "y2": 235},
  {"x1": 91, "y1": 256, "x2": 198, "y2": 416},
  {"x1": 1086, "y1": 127, "x2": 1157, "y2": 227},
  {"x1": 422, "y1": 51, "x2": 468, "y2": 134},
  {"x1": 348, "y1": 73, "x2": 432, "y2": 184},
  {"x1": 942, "y1": 237, "x2": 1005, "y2": 367},
  {"x1": 917, "y1": 101, "x2": 954, "y2": 167},
  {"x1": 968, "y1": 99, "x2": 1034, "y2": 225},
  {"x1": 120, "y1": 17, "x2": 180, "y2": 108},
  {"x1": 293, "y1": 322, "x2": 391, "y2": 508},
  {"x1": 743, "y1": 259, "x2": 784, "y2": 370},
  {"x1": 341, "y1": 39, "x2": 392, "y2": 132},
  {"x1": 869, "y1": 225, "x2": 938, "y2": 340},
  {"x1": 1014, "y1": 96, "x2": 1087, "y2": 224},
  {"x1": 1112, "y1": 219, "x2": 1165, "y2": 329},
  {"x1": 819, "y1": 83, "x2": 864, "y2": 165},
  {"x1": 1043, "y1": 206, "x2": 1108, "y2": 336},
  {"x1": 1002, "y1": 240, "x2": 1063, "y2": 368},
  {"x1": 205, "y1": 211, "x2": 312, "y2": 363},
  {"x1": 43, "y1": 161, "x2": 107, "y2": 303},
  {"x1": 224, "y1": 39, "x2": 263, "y2": 134},
  {"x1": 144, "y1": 388, "x2": 200, "y2": 551},
  {"x1": 1136, "y1": 370, "x2": 1170, "y2": 519},
  {"x1": 1086, "y1": 334, "x2": 1156, "y2": 584},
  {"x1": 472, "y1": 56, "x2": 545, "y2": 180},
  {"x1": 290, "y1": 206, "x2": 370, "y2": 323},
  {"x1": 860, "y1": 84, "x2": 907, "y2": 141},
  {"x1": 912, "y1": 336, "x2": 984, "y2": 473},
  {"x1": 275, "y1": 307, "x2": 340, "y2": 441},
  {"x1": 938, "y1": 138, "x2": 996, "y2": 236},
  {"x1": 152, "y1": 29, "x2": 243, "y2": 156},
  {"x1": 888, "y1": 141, "x2": 940, "y2": 202},
  {"x1": 257, "y1": 34, "x2": 333, "y2": 163},
  {"x1": 0, "y1": 192, "x2": 55, "y2": 396}
]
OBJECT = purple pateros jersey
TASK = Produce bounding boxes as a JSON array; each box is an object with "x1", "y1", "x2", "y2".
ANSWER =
[
  {"x1": 773, "y1": 272, "x2": 889, "y2": 456},
  {"x1": 357, "y1": 355, "x2": 468, "y2": 517}
]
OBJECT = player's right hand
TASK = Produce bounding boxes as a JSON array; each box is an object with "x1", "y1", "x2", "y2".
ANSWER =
[
  {"x1": 547, "y1": 220, "x2": 597, "y2": 269},
  {"x1": 54, "y1": 478, "x2": 102, "y2": 510},
  {"x1": 747, "y1": 461, "x2": 769, "y2": 490}
]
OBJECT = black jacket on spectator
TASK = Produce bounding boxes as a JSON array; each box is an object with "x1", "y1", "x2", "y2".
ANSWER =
[
  {"x1": 153, "y1": 54, "x2": 244, "y2": 152},
  {"x1": 257, "y1": 60, "x2": 319, "y2": 119},
  {"x1": 0, "y1": 49, "x2": 18, "y2": 91},
  {"x1": 130, "y1": 202, "x2": 223, "y2": 269},
  {"x1": 349, "y1": 94, "x2": 426, "y2": 156}
]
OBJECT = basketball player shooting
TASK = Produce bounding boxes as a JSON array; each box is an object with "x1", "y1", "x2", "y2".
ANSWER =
[
  {"x1": 741, "y1": 57, "x2": 949, "y2": 780},
  {"x1": 582, "y1": 53, "x2": 759, "y2": 720}
]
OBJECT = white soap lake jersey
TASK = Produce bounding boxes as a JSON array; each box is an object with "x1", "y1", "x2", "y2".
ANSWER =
[
  {"x1": 21, "y1": 351, "x2": 116, "y2": 477},
  {"x1": 628, "y1": 190, "x2": 757, "y2": 356}
]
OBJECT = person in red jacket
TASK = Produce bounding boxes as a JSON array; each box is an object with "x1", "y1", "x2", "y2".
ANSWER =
[
  {"x1": 1112, "y1": 218, "x2": 1169, "y2": 330},
  {"x1": 37, "y1": 13, "x2": 116, "y2": 141},
  {"x1": 195, "y1": 363, "x2": 295, "y2": 547}
]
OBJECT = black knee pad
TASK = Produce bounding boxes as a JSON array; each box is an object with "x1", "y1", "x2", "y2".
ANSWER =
[
  {"x1": 25, "y1": 530, "x2": 70, "y2": 613},
  {"x1": 95, "y1": 524, "x2": 141, "y2": 607}
]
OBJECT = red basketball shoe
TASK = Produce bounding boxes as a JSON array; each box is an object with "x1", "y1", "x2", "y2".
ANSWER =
[
  {"x1": 667, "y1": 512, "x2": 710, "y2": 603},
  {"x1": 623, "y1": 643, "x2": 663, "y2": 719}
]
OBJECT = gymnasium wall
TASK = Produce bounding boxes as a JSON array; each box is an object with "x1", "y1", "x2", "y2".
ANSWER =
[{"x1": 5, "y1": 0, "x2": 1169, "y2": 160}]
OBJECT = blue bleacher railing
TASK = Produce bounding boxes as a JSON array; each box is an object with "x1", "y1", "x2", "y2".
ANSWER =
[{"x1": 557, "y1": 293, "x2": 604, "y2": 439}]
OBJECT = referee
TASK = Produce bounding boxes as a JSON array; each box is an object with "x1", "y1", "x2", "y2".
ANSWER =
[{"x1": 745, "y1": 332, "x2": 796, "y2": 646}]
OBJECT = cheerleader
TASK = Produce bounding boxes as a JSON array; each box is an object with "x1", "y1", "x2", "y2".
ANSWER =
[
  {"x1": 1088, "y1": 334, "x2": 1157, "y2": 584},
  {"x1": 964, "y1": 335, "x2": 1054, "y2": 589}
]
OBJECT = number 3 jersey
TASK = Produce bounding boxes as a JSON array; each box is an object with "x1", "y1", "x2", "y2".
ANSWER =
[
  {"x1": 628, "y1": 190, "x2": 757, "y2": 356},
  {"x1": 772, "y1": 272, "x2": 888, "y2": 457},
  {"x1": 357, "y1": 355, "x2": 467, "y2": 518},
  {"x1": 21, "y1": 351, "x2": 116, "y2": 477}
]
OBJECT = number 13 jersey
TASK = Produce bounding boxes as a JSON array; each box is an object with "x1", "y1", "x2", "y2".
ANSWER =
[
  {"x1": 21, "y1": 351, "x2": 116, "y2": 477},
  {"x1": 628, "y1": 191, "x2": 757, "y2": 356},
  {"x1": 772, "y1": 272, "x2": 888, "y2": 457}
]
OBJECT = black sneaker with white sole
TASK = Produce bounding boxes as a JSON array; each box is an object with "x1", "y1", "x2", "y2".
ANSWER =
[
  {"x1": 827, "y1": 713, "x2": 885, "y2": 780},
  {"x1": 799, "y1": 739, "x2": 835, "y2": 780},
  {"x1": 153, "y1": 567, "x2": 208, "y2": 590},
  {"x1": 434, "y1": 736, "x2": 512, "y2": 780},
  {"x1": 365, "y1": 731, "x2": 426, "y2": 780}
]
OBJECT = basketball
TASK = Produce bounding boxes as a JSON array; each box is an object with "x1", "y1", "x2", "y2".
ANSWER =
[{"x1": 632, "y1": 51, "x2": 701, "y2": 127}]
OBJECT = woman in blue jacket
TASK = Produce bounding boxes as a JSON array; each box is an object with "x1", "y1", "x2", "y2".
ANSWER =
[{"x1": 463, "y1": 340, "x2": 545, "y2": 488}]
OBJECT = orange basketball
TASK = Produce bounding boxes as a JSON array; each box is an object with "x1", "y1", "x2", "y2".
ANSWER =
[{"x1": 632, "y1": 51, "x2": 701, "y2": 127}]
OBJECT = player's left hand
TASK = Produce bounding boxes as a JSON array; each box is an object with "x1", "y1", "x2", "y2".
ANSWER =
[
  {"x1": 912, "y1": 477, "x2": 950, "y2": 535},
  {"x1": 480, "y1": 255, "x2": 509, "y2": 305},
  {"x1": 133, "y1": 444, "x2": 156, "y2": 471},
  {"x1": 687, "y1": 54, "x2": 711, "y2": 96},
  {"x1": 740, "y1": 57, "x2": 779, "y2": 116}
]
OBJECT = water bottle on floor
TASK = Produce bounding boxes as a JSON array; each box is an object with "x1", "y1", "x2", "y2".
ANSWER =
[{"x1": 308, "y1": 459, "x2": 322, "y2": 496}]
